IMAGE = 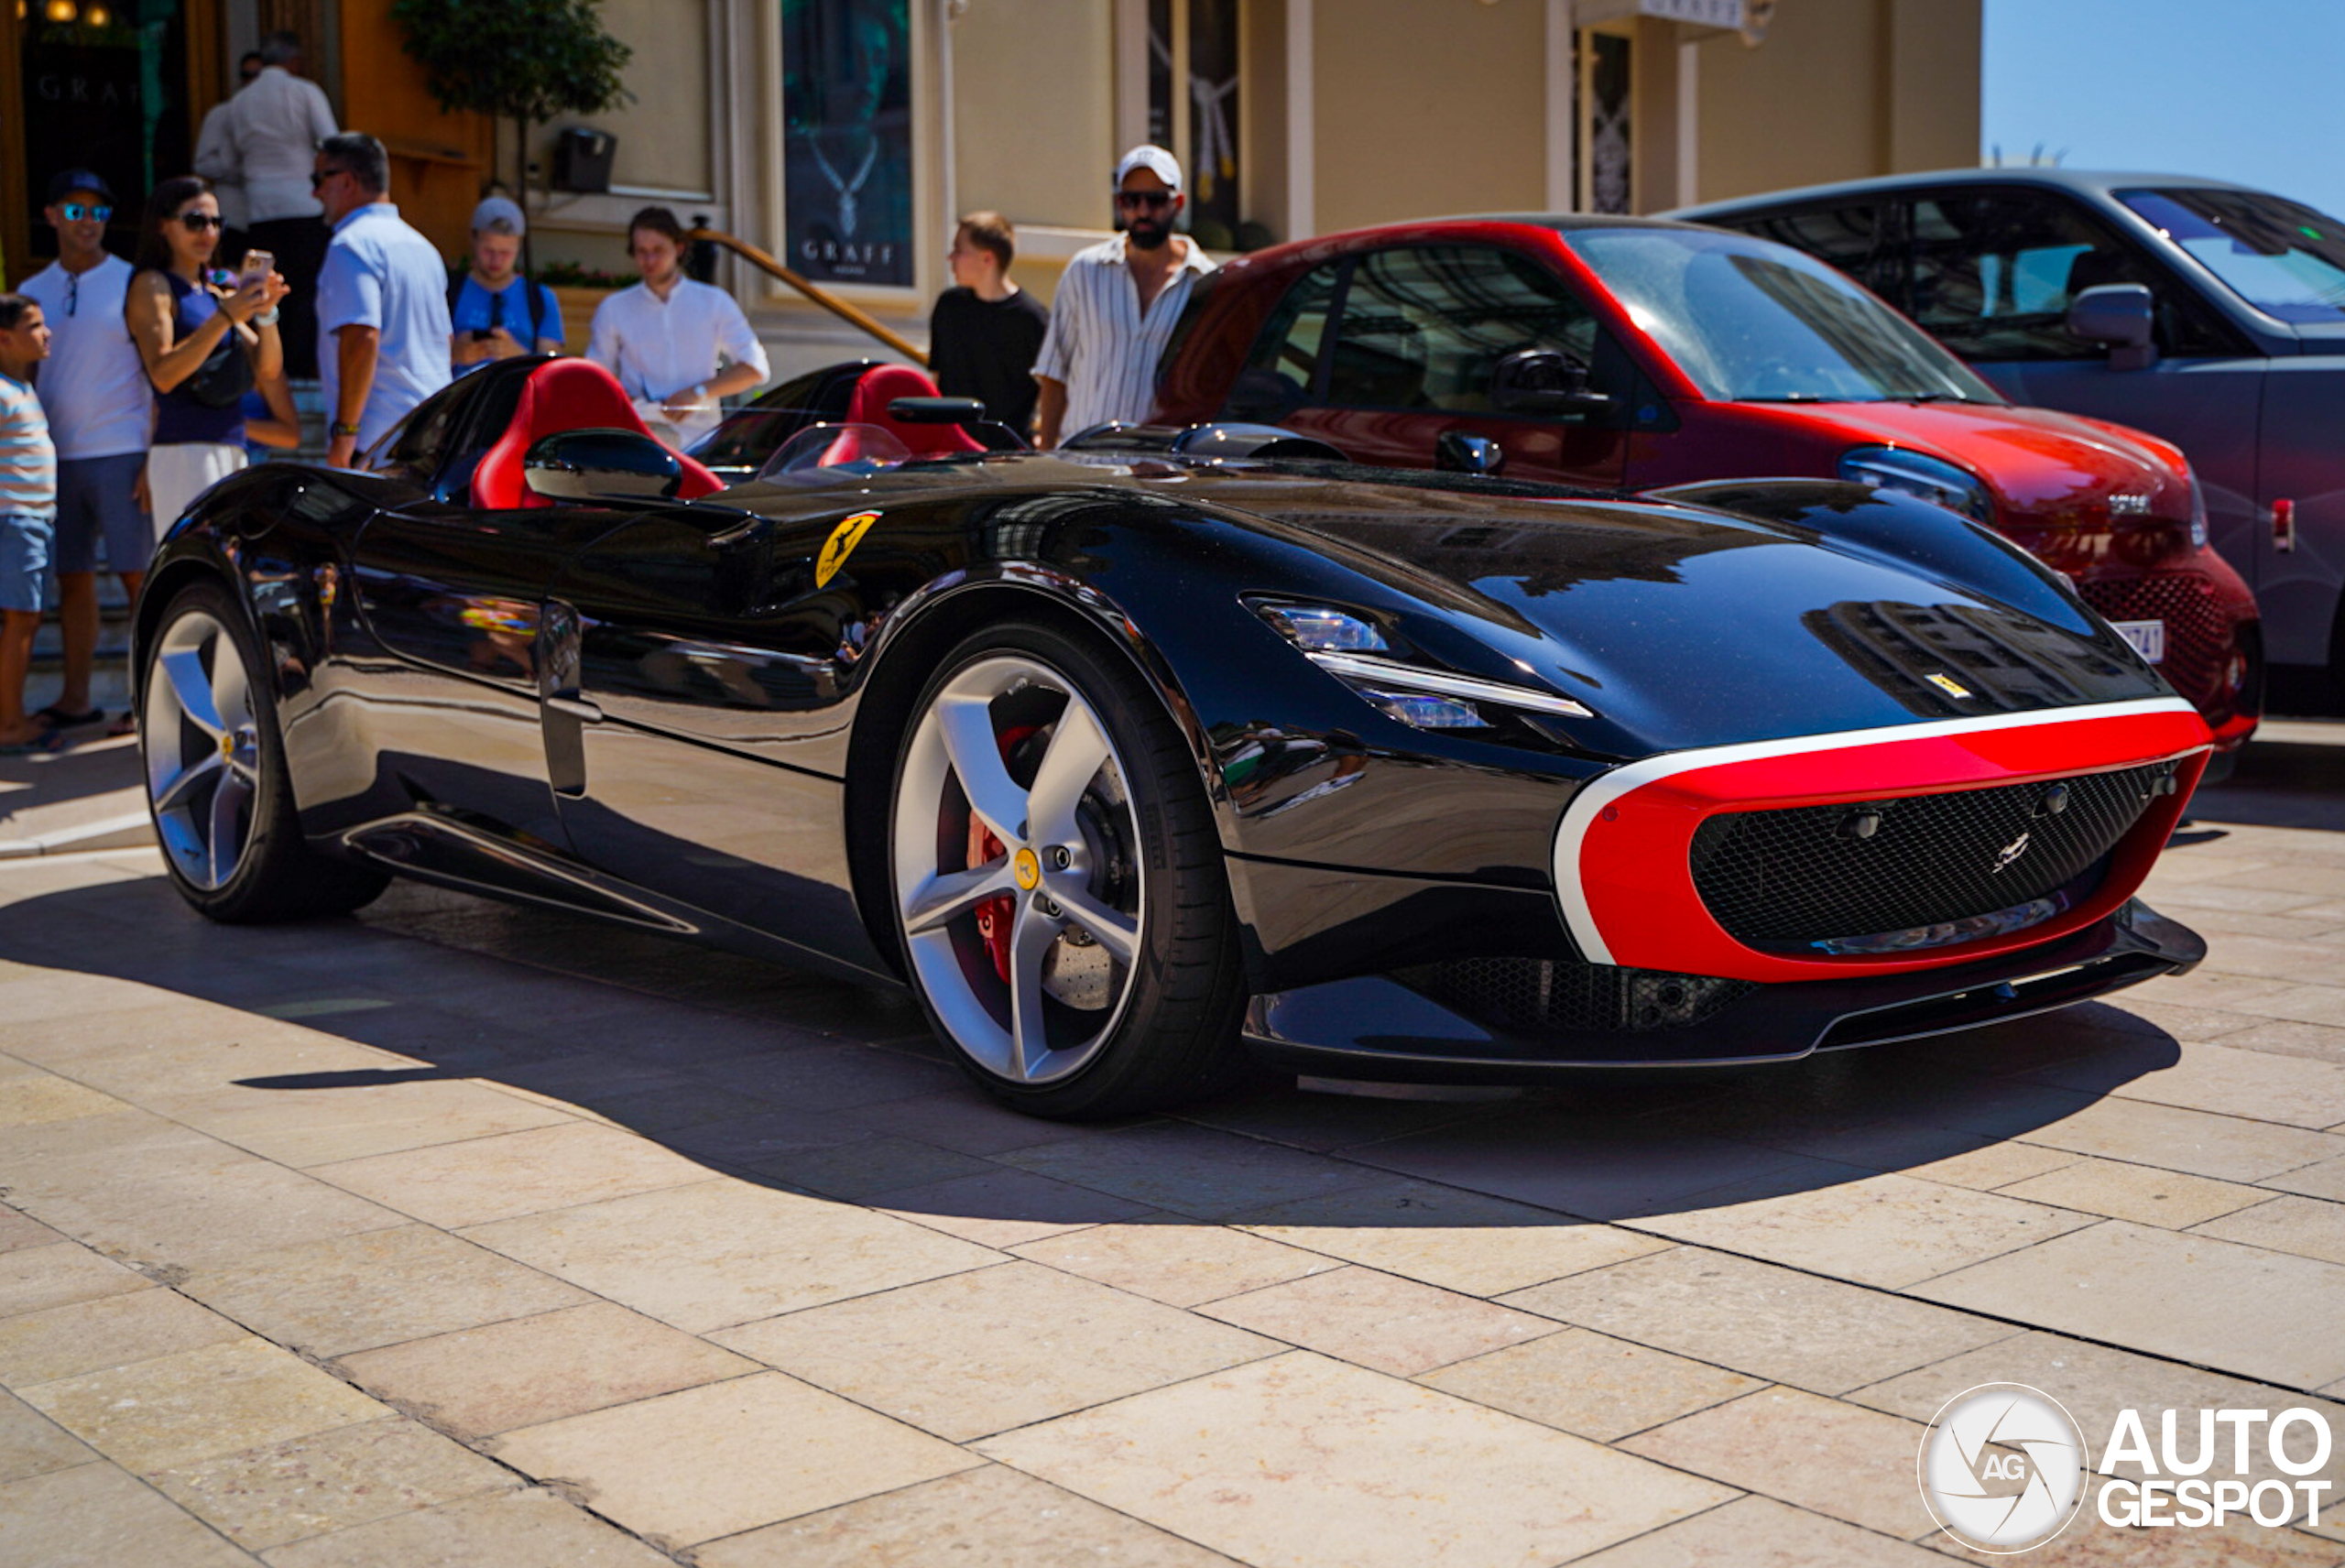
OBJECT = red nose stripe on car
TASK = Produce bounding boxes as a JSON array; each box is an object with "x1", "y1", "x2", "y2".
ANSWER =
[{"x1": 1555, "y1": 697, "x2": 2211, "y2": 985}]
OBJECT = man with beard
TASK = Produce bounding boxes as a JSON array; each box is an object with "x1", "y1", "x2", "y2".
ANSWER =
[{"x1": 1032, "y1": 146, "x2": 1216, "y2": 449}]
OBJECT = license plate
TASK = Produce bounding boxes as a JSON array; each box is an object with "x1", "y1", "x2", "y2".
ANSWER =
[{"x1": 2112, "y1": 619, "x2": 2165, "y2": 663}]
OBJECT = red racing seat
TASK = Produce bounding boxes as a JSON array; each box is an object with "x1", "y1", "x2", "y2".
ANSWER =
[
  {"x1": 470, "y1": 358, "x2": 725, "y2": 510},
  {"x1": 841, "y1": 364, "x2": 987, "y2": 456}
]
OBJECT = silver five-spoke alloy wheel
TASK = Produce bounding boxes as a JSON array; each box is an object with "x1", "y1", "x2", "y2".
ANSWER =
[
  {"x1": 893, "y1": 655, "x2": 1143, "y2": 1085},
  {"x1": 145, "y1": 608, "x2": 261, "y2": 891}
]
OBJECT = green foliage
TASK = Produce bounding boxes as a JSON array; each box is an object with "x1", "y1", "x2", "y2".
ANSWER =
[{"x1": 390, "y1": 0, "x2": 633, "y2": 126}]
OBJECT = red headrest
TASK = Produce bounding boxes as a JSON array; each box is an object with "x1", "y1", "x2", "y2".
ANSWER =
[
  {"x1": 470, "y1": 359, "x2": 725, "y2": 510},
  {"x1": 842, "y1": 364, "x2": 987, "y2": 456}
]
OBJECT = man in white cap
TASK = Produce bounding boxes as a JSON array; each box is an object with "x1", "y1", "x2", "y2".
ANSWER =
[
  {"x1": 448, "y1": 196, "x2": 565, "y2": 375},
  {"x1": 1032, "y1": 145, "x2": 1216, "y2": 448}
]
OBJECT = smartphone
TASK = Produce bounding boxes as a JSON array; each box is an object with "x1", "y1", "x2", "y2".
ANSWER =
[
  {"x1": 471, "y1": 329, "x2": 494, "y2": 342},
  {"x1": 239, "y1": 249, "x2": 273, "y2": 286}
]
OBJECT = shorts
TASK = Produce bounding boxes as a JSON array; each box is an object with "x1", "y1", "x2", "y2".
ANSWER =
[
  {"x1": 53, "y1": 453, "x2": 154, "y2": 576},
  {"x1": 146, "y1": 442, "x2": 248, "y2": 543},
  {"x1": 0, "y1": 512, "x2": 56, "y2": 613}
]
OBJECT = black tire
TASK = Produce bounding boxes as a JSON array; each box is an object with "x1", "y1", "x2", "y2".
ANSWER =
[
  {"x1": 140, "y1": 579, "x2": 389, "y2": 923},
  {"x1": 887, "y1": 619, "x2": 1247, "y2": 1118}
]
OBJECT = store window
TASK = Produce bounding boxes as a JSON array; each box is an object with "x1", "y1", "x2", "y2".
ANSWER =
[
  {"x1": 18, "y1": 0, "x2": 193, "y2": 254},
  {"x1": 1145, "y1": 0, "x2": 1246, "y2": 250},
  {"x1": 1578, "y1": 29, "x2": 1631, "y2": 215},
  {"x1": 781, "y1": 0, "x2": 913, "y2": 289}
]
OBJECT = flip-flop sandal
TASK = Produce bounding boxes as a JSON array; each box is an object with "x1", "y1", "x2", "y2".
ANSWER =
[
  {"x1": 32, "y1": 704, "x2": 104, "y2": 728},
  {"x1": 0, "y1": 730, "x2": 64, "y2": 756},
  {"x1": 104, "y1": 714, "x2": 138, "y2": 738}
]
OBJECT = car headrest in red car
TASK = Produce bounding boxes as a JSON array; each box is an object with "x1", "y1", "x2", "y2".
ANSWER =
[
  {"x1": 842, "y1": 364, "x2": 987, "y2": 456},
  {"x1": 471, "y1": 358, "x2": 725, "y2": 510}
]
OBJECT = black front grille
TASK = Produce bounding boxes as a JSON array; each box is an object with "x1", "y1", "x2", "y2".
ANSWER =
[
  {"x1": 2079, "y1": 572, "x2": 2231, "y2": 715},
  {"x1": 1690, "y1": 760, "x2": 2178, "y2": 951},
  {"x1": 1396, "y1": 957, "x2": 1754, "y2": 1035}
]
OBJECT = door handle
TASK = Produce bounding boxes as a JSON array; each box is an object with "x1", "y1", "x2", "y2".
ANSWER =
[
  {"x1": 2273, "y1": 497, "x2": 2297, "y2": 553},
  {"x1": 546, "y1": 693, "x2": 604, "y2": 723}
]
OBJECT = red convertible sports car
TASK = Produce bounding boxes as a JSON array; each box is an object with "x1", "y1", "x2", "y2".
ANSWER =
[{"x1": 1151, "y1": 216, "x2": 2262, "y2": 767}]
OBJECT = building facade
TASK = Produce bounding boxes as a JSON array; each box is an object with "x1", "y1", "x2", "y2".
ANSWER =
[{"x1": 6, "y1": 0, "x2": 1980, "y2": 379}]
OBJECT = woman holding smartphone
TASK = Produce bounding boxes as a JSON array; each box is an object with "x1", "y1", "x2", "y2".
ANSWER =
[{"x1": 125, "y1": 175, "x2": 289, "y2": 535}]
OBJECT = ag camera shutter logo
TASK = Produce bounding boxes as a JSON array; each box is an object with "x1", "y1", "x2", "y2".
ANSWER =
[{"x1": 1918, "y1": 1383, "x2": 2089, "y2": 1552}]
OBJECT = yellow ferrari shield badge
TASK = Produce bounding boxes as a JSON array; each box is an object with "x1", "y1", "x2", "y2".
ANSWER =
[{"x1": 815, "y1": 510, "x2": 882, "y2": 588}]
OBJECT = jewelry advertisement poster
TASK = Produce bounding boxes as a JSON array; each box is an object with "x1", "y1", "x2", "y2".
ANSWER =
[{"x1": 781, "y1": 0, "x2": 913, "y2": 288}]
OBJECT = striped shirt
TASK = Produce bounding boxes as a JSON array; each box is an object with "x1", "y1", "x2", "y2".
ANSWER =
[
  {"x1": 1032, "y1": 235, "x2": 1216, "y2": 436},
  {"x1": 0, "y1": 374, "x2": 57, "y2": 518}
]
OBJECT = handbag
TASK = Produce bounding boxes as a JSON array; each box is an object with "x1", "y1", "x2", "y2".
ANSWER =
[{"x1": 184, "y1": 327, "x2": 255, "y2": 409}]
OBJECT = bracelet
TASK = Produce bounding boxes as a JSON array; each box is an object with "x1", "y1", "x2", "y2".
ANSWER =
[
  {"x1": 330, "y1": 421, "x2": 361, "y2": 440},
  {"x1": 252, "y1": 308, "x2": 279, "y2": 326}
]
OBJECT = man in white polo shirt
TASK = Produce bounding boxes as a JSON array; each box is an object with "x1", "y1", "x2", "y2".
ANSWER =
[
  {"x1": 1032, "y1": 146, "x2": 1216, "y2": 449},
  {"x1": 19, "y1": 169, "x2": 151, "y2": 733},
  {"x1": 586, "y1": 207, "x2": 769, "y2": 444}
]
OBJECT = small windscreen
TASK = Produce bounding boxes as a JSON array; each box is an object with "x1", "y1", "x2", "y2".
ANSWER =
[
  {"x1": 2118, "y1": 186, "x2": 2345, "y2": 321},
  {"x1": 756, "y1": 422, "x2": 917, "y2": 483}
]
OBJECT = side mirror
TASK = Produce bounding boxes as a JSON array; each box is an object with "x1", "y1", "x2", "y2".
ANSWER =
[
  {"x1": 1434, "y1": 430, "x2": 1505, "y2": 475},
  {"x1": 2067, "y1": 283, "x2": 2157, "y2": 370},
  {"x1": 1489, "y1": 348, "x2": 1610, "y2": 416},
  {"x1": 523, "y1": 429, "x2": 683, "y2": 502}
]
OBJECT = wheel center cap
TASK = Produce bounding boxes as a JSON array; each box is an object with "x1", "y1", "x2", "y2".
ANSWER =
[{"x1": 1012, "y1": 847, "x2": 1041, "y2": 890}]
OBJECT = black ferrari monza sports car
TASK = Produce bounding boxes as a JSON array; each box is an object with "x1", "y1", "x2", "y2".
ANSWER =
[{"x1": 135, "y1": 356, "x2": 2210, "y2": 1118}]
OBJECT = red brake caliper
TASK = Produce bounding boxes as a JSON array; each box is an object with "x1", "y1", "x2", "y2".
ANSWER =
[{"x1": 969, "y1": 724, "x2": 1040, "y2": 984}]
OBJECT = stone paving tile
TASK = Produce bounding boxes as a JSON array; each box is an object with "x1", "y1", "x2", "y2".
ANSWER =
[
  {"x1": 1350, "y1": 1109, "x2": 1842, "y2": 1222},
  {"x1": 874, "y1": 1167, "x2": 1155, "y2": 1247},
  {"x1": 2262, "y1": 1155, "x2": 2345, "y2": 1202},
  {"x1": 1230, "y1": 1178, "x2": 1674, "y2": 1296},
  {"x1": 146, "y1": 1416, "x2": 511, "y2": 1552},
  {"x1": 1415, "y1": 1327, "x2": 1765, "y2": 1442},
  {"x1": 0, "y1": 1073, "x2": 129, "y2": 1127},
  {"x1": 1009, "y1": 1219, "x2": 1340, "y2": 1306},
  {"x1": 714, "y1": 1260, "x2": 1280, "y2": 1441},
  {"x1": 2219, "y1": 1021, "x2": 2345, "y2": 1068},
  {"x1": 1182, "y1": 1082, "x2": 1513, "y2": 1153},
  {"x1": 976, "y1": 1350, "x2": 1737, "y2": 1568},
  {"x1": 1630, "y1": 1169, "x2": 2096, "y2": 1289},
  {"x1": 2220, "y1": 983, "x2": 2345, "y2": 1029},
  {"x1": 489, "y1": 1372, "x2": 979, "y2": 1547},
  {"x1": 1995, "y1": 1158, "x2": 2273, "y2": 1228},
  {"x1": 1996, "y1": 1097, "x2": 2345, "y2": 1183},
  {"x1": 180, "y1": 1225, "x2": 592, "y2": 1358},
  {"x1": 459, "y1": 1179, "x2": 1001, "y2": 1334},
  {"x1": 1501, "y1": 1247, "x2": 2019, "y2": 1396},
  {"x1": 1572, "y1": 1493, "x2": 1947, "y2": 1566},
  {"x1": 27, "y1": 1158, "x2": 413, "y2": 1274},
  {"x1": 735, "y1": 1132, "x2": 998, "y2": 1200},
  {"x1": 1620, "y1": 1386, "x2": 1935, "y2": 1538},
  {"x1": 565, "y1": 1078, "x2": 766, "y2": 1133},
  {"x1": 1925, "y1": 1474, "x2": 2345, "y2": 1566},
  {"x1": 1915, "y1": 1221, "x2": 2345, "y2": 1389},
  {"x1": 2026, "y1": 1041, "x2": 2345, "y2": 1129},
  {"x1": 997, "y1": 1121, "x2": 1389, "y2": 1219},
  {"x1": 682, "y1": 1044, "x2": 966, "y2": 1113},
  {"x1": 838, "y1": 1088, "x2": 1104, "y2": 1156},
  {"x1": 0, "y1": 1283, "x2": 245, "y2": 1385},
  {"x1": 0, "y1": 1241, "x2": 150, "y2": 1318},
  {"x1": 157, "y1": 1077, "x2": 581, "y2": 1170},
  {"x1": 0, "y1": 1204, "x2": 60, "y2": 1256},
  {"x1": 0, "y1": 1387, "x2": 95, "y2": 1482},
  {"x1": 333, "y1": 1301, "x2": 759, "y2": 1438},
  {"x1": 696, "y1": 1463, "x2": 1245, "y2": 1568},
  {"x1": 1899, "y1": 1140, "x2": 2085, "y2": 1192},
  {"x1": 19, "y1": 1337, "x2": 389, "y2": 1473},
  {"x1": 309, "y1": 1122, "x2": 715, "y2": 1229},
  {"x1": 1195, "y1": 1264, "x2": 1555, "y2": 1377},
  {"x1": 2129, "y1": 966, "x2": 2299, "y2": 1013},
  {"x1": 0, "y1": 1459, "x2": 260, "y2": 1567},
  {"x1": 259, "y1": 1484, "x2": 673, "y2": 1567},
  {"x1": 2189, "y1": 1192, "x2": 2345, "y2": 1265}
]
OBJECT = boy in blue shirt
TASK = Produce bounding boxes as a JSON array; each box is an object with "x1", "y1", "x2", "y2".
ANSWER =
[
  {"x1": 448, "y1": 196, "x2": 564, "y2": 375},
  {"x1": 0, "y1": 295, "x2": 60, "y2": 752}
]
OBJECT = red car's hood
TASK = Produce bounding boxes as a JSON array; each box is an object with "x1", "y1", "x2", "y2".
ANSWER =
[{"x1": 1786, "y1": 400, "x2": 2193, "y2": 558}]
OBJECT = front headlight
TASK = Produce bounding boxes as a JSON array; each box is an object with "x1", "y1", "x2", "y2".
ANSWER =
[
  {"x1": 2187, "y1": 468, "x2": 2210, "y2": 551},
  {"x1": 1838, "y1": 446, "x2": 1994, "y2": 524},
  {"x1": 1249, "y1": 600, "x2": 1595, "y2": 730}
]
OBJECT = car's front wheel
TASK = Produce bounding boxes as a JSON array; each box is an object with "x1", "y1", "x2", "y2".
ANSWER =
[
  {"x1": 141, "y1": 581, "x2": 388, "y2": 922},
  {"x1": 889, "y1": 621, "x2": 1246, "y2": 1118}
]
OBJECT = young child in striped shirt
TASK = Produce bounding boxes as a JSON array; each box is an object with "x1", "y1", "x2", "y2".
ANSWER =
[{"x1": 0, "y1": 294, "x2": 61, "y2": 752}]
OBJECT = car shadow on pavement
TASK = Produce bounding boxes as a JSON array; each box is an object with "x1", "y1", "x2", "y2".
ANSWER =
[{"x1": 0, "y1": 867, "x2": 2183, "y2": 1233}]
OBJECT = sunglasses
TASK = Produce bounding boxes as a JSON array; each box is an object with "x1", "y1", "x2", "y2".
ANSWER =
[
  {"x1": 177, "y1": 212, "x2": 225, "y2": 231},
  {"x1": 310, "y1": 167, "x2": 346, "y2": 189},
  {"x1": 1114, "y1": 191, "x2": 1175, "y2": 211},
  {"x1": 60, "y1": 202, "x2": 112, "y2": 223}
]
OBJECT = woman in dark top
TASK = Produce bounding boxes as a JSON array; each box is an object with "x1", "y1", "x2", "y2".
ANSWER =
[{"x1": 125, "y1": 175, "x2": 288, "y2": 539}]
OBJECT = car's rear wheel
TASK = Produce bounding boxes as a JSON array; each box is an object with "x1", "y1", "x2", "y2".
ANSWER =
[
  {"x1": 142, "y1": 581, "x2": 388, "y2": 922},
  {"x1": 889, "y1": 621, "x2": 1246, "y2": 1118}
]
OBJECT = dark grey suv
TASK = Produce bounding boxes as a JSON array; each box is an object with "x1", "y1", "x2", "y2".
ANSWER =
[{"x1": 1677, "y1": 169, "x2": 2345, "y2": 707}]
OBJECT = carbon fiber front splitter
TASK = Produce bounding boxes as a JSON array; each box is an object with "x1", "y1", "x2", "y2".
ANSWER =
[{"x1": 1239, "y1": 898, "x2": 2204, "y2": 1083}]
